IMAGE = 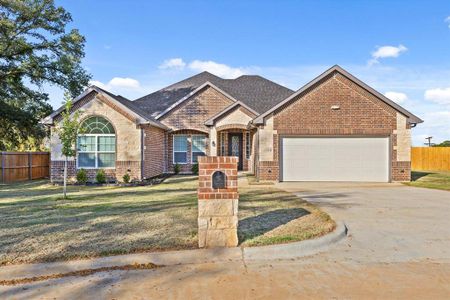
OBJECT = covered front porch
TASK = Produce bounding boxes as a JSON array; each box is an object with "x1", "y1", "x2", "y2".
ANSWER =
[{"x1": 210, "y1": 124, "x2": 255, "y2": 172}]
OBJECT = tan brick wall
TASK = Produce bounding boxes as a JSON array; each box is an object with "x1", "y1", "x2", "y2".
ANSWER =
[
  {"x1": 160, "y1": 86, "x2": 234, "y2": 132},
  {"x1": 50, "y1": 94, "x2": 142, "y2": 182},
  {"x1": 257, "y1": 71, "x2": 411, "y2": 182},
  {"x1": 215, "y1": 107, "x2": 254, "y2": 128}
]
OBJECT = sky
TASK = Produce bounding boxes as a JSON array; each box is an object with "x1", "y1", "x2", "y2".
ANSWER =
[{"x1": 48, "y1": 0, "x2": 450, "y2": 146}]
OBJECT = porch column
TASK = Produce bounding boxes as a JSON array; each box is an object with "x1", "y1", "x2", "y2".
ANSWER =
[{"x1": 209, "y1": 127, "x2": 217, "y2": 156}]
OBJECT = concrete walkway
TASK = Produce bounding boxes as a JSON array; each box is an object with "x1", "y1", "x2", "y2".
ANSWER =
[{"x1": 1, "y1": 182, "x2": 450, "y2": 299}]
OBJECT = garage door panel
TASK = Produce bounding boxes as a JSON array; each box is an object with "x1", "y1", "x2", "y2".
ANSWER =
[{"x1": 281, "y1": 137, "x2": 389, "y2": 182}]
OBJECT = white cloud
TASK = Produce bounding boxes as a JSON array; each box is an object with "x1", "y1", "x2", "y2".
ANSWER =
[
  {"x1": 424, "y1": 87, "x2": 450, "y2": 105},
  {"x1": 159, "y1": 58, "x2": 186, "y2": 70},
  {"x1": 89, "y1": 77, "x2": 141, "y2": 91},
  {"x1": 158, "y1": 58, "x2": 246, "y2": 78},
  {"x1": 445, "y1": 16, "x2": 450, "y2": 28},
  {"x1": 188, "y1": 60, "x2": 245, "y2": 78},
  {"x1": 108, "y1": 77, "x2": 140, "y2": 89},
  {"x1": 368, "y1": 45, "x2": 408, "y2": 66},
  {"x1": 384, "y1": 91, "x2": 408, "y2": 104}
]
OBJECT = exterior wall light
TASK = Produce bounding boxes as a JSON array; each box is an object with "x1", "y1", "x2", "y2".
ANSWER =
[{"x1": 331, "y1": 105, "x2": 340, "y2": 110}]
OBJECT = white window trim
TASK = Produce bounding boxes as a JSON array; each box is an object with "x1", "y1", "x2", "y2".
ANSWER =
[
  {"x1": 77, "y1": 133, "x2": 116, "y2": 169},
  {"x1": 191, "y1": 134, "x2": 207, "y2": 164},
  {"x1": 173, "y1": 134, "x2": 188, "y2": 165}
]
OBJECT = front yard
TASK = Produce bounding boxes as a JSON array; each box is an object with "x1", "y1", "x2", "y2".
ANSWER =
[
  {"x1": 405, "y1": 171, "x2": 450, "y2": 191},
  {"x1": 0, "y1": 176, "x2": 335, "y2": 265}
]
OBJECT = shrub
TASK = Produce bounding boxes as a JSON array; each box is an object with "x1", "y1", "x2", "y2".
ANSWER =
[
  {"x1": 122, "y1": 173, "x2": 130, "y2": 183},
  {"x1": 96, "y1": 170, "x2": 107, "y2": 184},
  {"x1": 174, "y1": 163, "x2": 181, "y2": 174},
  {"x1": 191, "y1": 163, "x2": 199, "y2": 175},
  {"x1": 76, "y1": 168, "x2": 88, "y2": 184}
]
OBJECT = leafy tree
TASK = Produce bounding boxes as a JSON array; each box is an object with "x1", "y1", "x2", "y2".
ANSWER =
[
  {"x1": 56, "y1": 93, "x2": 84, "y2": 198},
  {"x1": 433, "y1": 140, "x2": 450, "y2": 147},
  {"x1": 0, "y1": 0, "x2": 91, "y2": 151}
]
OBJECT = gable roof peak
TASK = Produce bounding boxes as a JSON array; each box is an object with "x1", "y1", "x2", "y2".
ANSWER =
[{"x1": 254, "y1": 64, "x2": 423, "y2": 125}]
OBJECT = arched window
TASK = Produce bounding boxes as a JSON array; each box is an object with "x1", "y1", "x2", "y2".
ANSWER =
[{"x1": 77, "y1": 116, "x2": 116, "y2": 168}]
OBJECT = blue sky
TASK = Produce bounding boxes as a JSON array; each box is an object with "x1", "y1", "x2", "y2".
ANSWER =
[{"x1": 49, "y1": 0, "x2": 450, "y2": 145}]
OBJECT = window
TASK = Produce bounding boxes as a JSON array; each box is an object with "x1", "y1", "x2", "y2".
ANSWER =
[
  {"x1": 220, "y1": 132, "x2": 226, "y2": 155},
  {"x1": 192, "y1": 135, "x2": 206, "y2": 163},
  {"x1": 245, "y1": 132, "x2": 251, "y2": 159},
  {"x1": 173, "y1": 135, "x2": 188, "y2": 164},
  {"x1": 77, "y1": 116, "x2": 115, "y2": 168}
]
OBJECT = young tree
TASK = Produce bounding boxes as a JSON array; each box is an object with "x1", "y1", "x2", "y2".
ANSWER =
[
  {"x1": 0, "y1": 0, "x2": 91, "y2": 151},
  {"x1": 56, "y1": 92, "x2": 83, "y2": 198}
]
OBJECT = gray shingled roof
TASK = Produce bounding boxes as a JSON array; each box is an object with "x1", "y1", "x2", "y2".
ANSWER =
[{"x1": 133, "y1": 71, "x2": 295, "y2": 118}]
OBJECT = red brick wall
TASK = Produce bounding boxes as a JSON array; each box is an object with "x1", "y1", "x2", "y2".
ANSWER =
[
  {"x1": 142, "y1": 125, "x2": 166, "y2": 178},
  {"x1": 197, "y1": 156, "x2": 238, "y2": 200},
  {"x1": 167, "y1": 130, "x2": 209, "y2": 174},
  {"x1": 258, "y1": 71, "x2": 410, "y2": 182},
  {"x1": 160, "y1": 86, "x2": 234, "y2": 132}
]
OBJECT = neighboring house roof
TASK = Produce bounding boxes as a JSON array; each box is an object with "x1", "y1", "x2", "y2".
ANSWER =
[
  {"x1": 133, "y1": 71, "x2": 294, "y2": 118},
  {"x1": 41, "y1": 86, "x2": 168, "y2": 130},
  {"x1": 253, "y1": 65, "x2": 424, "y2": 125}
]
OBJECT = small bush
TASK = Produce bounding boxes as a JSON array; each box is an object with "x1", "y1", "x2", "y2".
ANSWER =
[
  {"x1": 191, "y1": 163, "x2": 198, "y2": 175},
  {"x1": 122, "y1": 173, "x2": 131, "y2": 183},
  {"x1": 76, "y1": 168, "x2": 88, "y2": 184},
  {"x1": 174, "y1": 163, "x2": 181, "y2": 174},
  {"x1": 96, "y1": 170, "x2": 107, "y2": 184}
]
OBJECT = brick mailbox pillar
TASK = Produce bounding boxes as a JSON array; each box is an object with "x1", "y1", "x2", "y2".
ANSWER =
[{"x1": 197, "y1": 156, "x2": 239, "y2": 248}]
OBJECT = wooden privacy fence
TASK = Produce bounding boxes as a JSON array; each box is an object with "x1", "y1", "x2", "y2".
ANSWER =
[
  {"x1": 0, "y1": 152, "x2": 50, "y2": 183},
  {"x1": 411, "y1": 147, "x2": 450, "y2": 171}
]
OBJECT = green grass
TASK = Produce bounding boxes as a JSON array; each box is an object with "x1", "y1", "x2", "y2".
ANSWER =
[
  {"x1": 0, "y1": 175, "x2": 335, "y2": 265},
  {"x1": 404, "y1": 171, "x2": 450, "y2": 191}
]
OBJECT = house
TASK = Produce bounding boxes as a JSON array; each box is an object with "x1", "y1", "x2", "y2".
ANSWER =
[{"x1": 43, "y1": 65, "x2": 423, "y2": 183}]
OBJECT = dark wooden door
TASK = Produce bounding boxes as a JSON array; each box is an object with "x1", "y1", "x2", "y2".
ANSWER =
[{"x1": 228, "y1": 133, "x2": 243, "y2": 170}]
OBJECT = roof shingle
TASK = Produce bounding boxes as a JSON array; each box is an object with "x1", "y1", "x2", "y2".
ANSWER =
[{"x1": 133, "y1": 71, "x2": 294, "y2": 118}]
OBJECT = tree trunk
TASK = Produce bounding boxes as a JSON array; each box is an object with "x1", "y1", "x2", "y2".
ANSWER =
[{"x1": 63, "y1": 156, "x2": 67, "y2": 199}]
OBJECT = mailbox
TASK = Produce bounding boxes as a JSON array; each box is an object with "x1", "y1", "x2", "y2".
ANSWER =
[{"x1": 212, "y1": 171, "x2": 226, "y2": 189}]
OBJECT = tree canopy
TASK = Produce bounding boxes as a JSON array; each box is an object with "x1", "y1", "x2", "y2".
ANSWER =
[
  {"x1": 0, "y1": 0, "x2": 91, "y2": 150},
  {"x1": 433, "y1": 140, "x2": 450, "y2": 147}
]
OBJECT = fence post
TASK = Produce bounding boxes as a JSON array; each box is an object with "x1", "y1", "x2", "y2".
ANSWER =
[
  {"x1": 28, "y1": 152, "x2": 32, "y2": 180},
  {"x1": 1, "y1": 152, "x2": 4, "y2": 184}
]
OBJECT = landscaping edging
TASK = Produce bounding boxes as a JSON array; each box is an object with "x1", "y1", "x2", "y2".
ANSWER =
[{"x1": 0, "y1": 222, "x2": 347, "y2": 284}]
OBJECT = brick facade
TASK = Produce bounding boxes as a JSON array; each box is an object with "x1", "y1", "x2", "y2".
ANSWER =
[
  {"x1": 142, "y1": 125, "x2": 166, "y2": 178},
  {"x1": 167, "y1": 130, "x2": 209, "y2": 174},
  {"x1": 160, "y1": 86, "x2": 234, "y2": 132},
  {"x1": 257, "y1": 71, "x2": 411, "y2": 182},
  {"x1": 48, "y1": 68, "x2": 416, "y2": 184}
]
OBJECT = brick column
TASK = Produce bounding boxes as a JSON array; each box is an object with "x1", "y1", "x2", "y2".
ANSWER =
[{"x1": 197, "y1": 156, "x2": 238, "y2": 248}]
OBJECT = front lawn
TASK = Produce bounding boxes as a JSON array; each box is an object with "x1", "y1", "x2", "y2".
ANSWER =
[
  {"x1": 0, "y1": 176, "x2": 334, "y2": 265},
  {"x1": 405, "y1": 171, "x2": 450, "y2": 191}
]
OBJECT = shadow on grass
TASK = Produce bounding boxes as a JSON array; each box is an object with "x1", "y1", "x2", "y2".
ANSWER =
[
  {"x1": 411, "y1": 171, "x2": 433, "y2": 181},
  {"x1": 238, "y1": 208, "x2": 309, "y2": 243}
]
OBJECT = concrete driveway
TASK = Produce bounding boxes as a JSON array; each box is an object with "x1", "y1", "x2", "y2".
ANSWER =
[
  {"x1": 276, "y1": 182, "x2": 450, "y2": 263},
  {"x1": 2, "y1": 183, "x2": 450, "y2": 299}
]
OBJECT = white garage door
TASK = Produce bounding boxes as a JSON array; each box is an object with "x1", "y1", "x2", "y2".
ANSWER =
[{"x1": 281, "y1": 137, "x2": 389, "y2": 182}]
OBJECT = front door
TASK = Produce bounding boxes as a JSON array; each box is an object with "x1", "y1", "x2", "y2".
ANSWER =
[{"x1": 228, "y1": 133, "x2": 243, "y2": 170}]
